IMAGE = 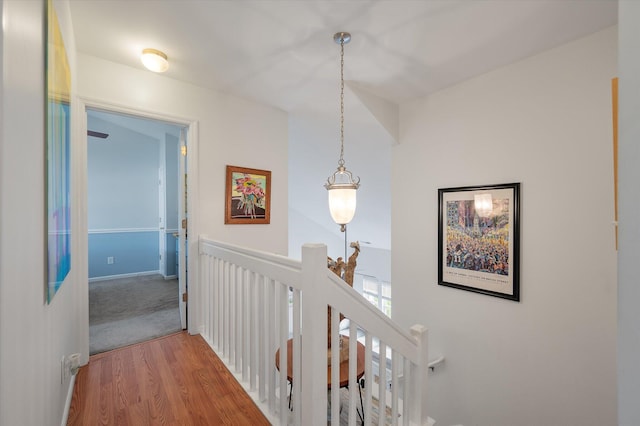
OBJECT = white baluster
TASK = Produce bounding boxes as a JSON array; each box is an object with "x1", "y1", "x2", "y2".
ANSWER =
[
  {"x1": 242, "y1": 268, "x2": 249, "y2": 381},
  {"x1": 300, "y1": 244, "x2": 328, "y2": 426},
  {"x1": 268, "y1": 278, "x2": 276, "y2": 414},
  {"x1": 250, "y1": 271, "x2": 257, "y2": 391},
  {"x1": 292, "y1": 288, "x2": 302, "y2": 425},
  {"x1": 365, "y1": 332, "x2": 373, "y2": 424},
  {"x1": 278, "y1": 282, "x2": 288, "y2": 423},
  {"x1": 348, "y1": 320, "x2": 358, "y2": 426},
  {"x1": 330, "y1": 308, "x2": 340, "y2": 425},
  {"x1": 392, "y1": 349, "x2": 399, "y2": 426},
  {"x1": 410, "y1": 325, "x2": 428, "y2": 426},
  {"x1": 378, "y1": 341, "x2": 386, "y2": 426},
  {"x1": 403, "y1": 357, "x2": 410, "y2": 426},
  {"x1": 258, "y1": 274, "x2": 266, "y2": 401}
]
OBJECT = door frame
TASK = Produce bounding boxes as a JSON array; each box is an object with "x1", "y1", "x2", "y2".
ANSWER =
[
  {"x1": 177, "y1": 128, "x2": 188, "y2": 329},
  {"x1": 158, "y1": 139, "x2": 166, "y2": 278},
  {"x1": 79, "y1": 97, "x2": 199, "y2": 337}
]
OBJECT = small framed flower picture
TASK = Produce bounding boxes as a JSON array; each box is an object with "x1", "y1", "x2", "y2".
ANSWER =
[{"x1": 225, "y1": 165, "x2": 271, "y2": 224}]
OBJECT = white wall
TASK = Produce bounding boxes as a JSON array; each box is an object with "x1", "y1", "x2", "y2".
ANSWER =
[
  {"x1": 77, "y1": 53, "x2": 288, "y2": 335},
  {"x1": 87, "y1": 116, "x2": 160, "y2": 229},
  {"x1": 288, "y1": 109, "x2": 392, "y2": 281},
  {"x1": 78, "y1": 54, "x2": 288, "y2": 254},
  {"x1": 618, "y1": 2, "x2": 640, "y2": 424},
  {"x1": 0, "y1": 3, "x2": 287, "y2": 423},
  {"x1": 0, "y1": 1, "x2": 86, "y2": 425},
  {"x1": 393, "y1": 27, "x2": 617, "y2": 426}
]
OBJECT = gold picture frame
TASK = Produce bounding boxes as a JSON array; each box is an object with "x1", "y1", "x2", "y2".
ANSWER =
[{"x1": 225, "y1": 165, "x2": 271, "y2": 224}]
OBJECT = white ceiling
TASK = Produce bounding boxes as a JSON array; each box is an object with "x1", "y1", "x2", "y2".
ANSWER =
[
  {"x1": 73, "y1": 0, "x2": 617, "y2": 252},
  {"x1": 69, "y1": 0, "x2": 618, "y2": 117},
  {"x1": 87, "y1": 108, "x2": 184, "y2": 140}
]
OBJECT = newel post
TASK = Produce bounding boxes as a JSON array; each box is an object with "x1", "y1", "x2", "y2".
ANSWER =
[
  {"x1": 410, "y1": 324, "x2": 429, "y2": 425},
  {"x1": 301, "y1": 244, "x2": 328, "y2": 425}
]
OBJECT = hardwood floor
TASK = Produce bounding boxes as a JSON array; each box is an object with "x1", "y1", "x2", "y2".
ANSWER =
[{"x1": 68, "y1": 331, "x2": 270, "y2": 425}]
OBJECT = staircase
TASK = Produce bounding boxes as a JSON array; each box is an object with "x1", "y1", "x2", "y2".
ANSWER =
[{"x1": 198, "y1": 236, "x2": 433, "y2": 425}]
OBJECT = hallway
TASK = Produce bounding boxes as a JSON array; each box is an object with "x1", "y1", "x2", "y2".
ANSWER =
[{"x1": 68, "y1": 332, "x2": 269, "y2": 425}]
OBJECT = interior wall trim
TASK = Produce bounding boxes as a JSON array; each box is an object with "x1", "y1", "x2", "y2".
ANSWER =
[
  {"x1": 88, "y1": 270, "x2": 159, "y2": 283},
  {"x1": 88, "y1": 228, "x2": 158, "y2": 234},
  {"x1": 79, "y1": 95, "x2": 200, "y2": 335}
]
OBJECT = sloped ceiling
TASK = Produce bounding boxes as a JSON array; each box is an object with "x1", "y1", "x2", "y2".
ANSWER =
[{"x1": 70, "y1": 0, "x2": 617, "y2": 117}]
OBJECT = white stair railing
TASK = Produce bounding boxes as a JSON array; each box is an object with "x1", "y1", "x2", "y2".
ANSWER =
[{"x1": 199, "y1": 236, "x2": 432, "y2": 425}]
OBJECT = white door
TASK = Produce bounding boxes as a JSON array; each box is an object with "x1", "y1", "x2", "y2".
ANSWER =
[{"x1": 178, "y1": 128, "x2": 188, "y2": 329}]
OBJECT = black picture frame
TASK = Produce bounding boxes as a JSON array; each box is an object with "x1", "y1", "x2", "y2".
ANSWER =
[{"x1": 438, "y1": 183, "x2": 520, "y2": 301}]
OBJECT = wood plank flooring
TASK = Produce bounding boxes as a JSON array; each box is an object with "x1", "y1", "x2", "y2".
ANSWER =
[{"x1": 67, "y1": 331, "x2": 270, "y2": 426}]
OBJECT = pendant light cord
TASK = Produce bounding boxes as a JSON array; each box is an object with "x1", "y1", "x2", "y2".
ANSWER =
[{"x1": 339, "y1": 38, "x2": 345, "y2": 168}]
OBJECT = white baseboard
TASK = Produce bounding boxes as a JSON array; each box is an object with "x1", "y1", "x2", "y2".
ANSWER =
[
  {"x1": 200, "y1": 334, "x2": 280, "y2": 426},
  {"x1": 60, "y1": 374, "x2": 76, "y2": 426},
  {"x1": 88, "y1": 270, "x2": 159, "y2": 282}
]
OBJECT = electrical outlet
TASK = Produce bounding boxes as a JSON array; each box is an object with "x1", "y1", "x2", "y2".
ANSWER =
[
  {"x1": 68, "y1": 353, "x2": 81, "y2": 376},
  {"x1": 107, "y1": 256, "x2": 114, "y2": 264}
]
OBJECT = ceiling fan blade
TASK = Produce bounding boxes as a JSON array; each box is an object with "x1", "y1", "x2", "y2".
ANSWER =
[{"x1": 87, "y1": 130, "x2": 109, "y2": 139}]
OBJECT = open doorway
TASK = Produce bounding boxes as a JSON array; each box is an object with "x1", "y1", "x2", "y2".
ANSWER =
[{"x1": 86, "y1": 107, "x2": 188, "y2": 354}]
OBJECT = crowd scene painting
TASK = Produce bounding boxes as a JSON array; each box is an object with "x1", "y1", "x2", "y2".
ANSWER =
[{"x1": 445, "y1": 198, "x2": 510, "y2": 276}]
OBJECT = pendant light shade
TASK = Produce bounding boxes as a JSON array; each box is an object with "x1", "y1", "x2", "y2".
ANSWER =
[
  {"x1": 325, "y1": 32, "x2": 360, "y2": 232},
  {"x1": 326, "y1": 167, "x2": 358, "y2": 226},
  {"x1": 328, "y1": 188, "x2": 357, "y2": 224}
]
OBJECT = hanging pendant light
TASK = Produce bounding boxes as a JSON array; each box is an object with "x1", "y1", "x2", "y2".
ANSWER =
[{"x1": 325, "y1": 32, "x2": 360, "y2": 232}]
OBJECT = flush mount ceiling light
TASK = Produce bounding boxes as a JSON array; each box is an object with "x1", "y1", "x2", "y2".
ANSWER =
[
  {"x1": 325, "y1": 32, "x2": 360, "y2": 233},
  {"x1": 141, "y1": 48, "x2": 168, "y2": 73}
]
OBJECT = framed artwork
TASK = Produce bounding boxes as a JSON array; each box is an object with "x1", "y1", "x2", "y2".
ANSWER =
[
  {"x1": 46, "y1": 0, "x2": 72, "y2": 303},
  {"x1": 225, "y1": 165, "x2": 271, "y2": 224},
  {"x1": 438, "y1": 183, "x2": 520, "y2": 301}
]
